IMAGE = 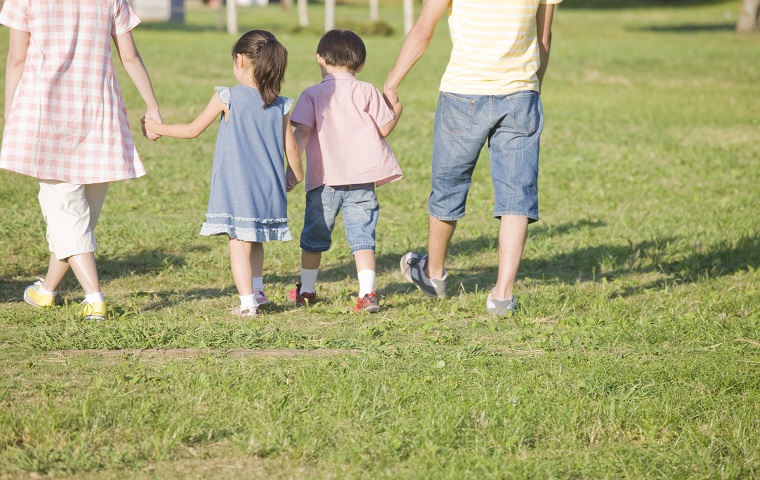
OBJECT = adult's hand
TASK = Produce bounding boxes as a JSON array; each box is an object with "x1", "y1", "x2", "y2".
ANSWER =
[{"x1": 142, "y1": 109, "x2": 162, "y2": 140}]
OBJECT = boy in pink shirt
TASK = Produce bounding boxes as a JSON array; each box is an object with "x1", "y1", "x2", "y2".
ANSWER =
[{"x1": 289, "y1": 29, "x2": 403, "y2": 312}]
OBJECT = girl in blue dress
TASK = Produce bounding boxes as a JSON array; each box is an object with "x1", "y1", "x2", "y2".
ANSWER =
[{"x1": 146, "y1": 30, "x2": 304, "y2": 316}]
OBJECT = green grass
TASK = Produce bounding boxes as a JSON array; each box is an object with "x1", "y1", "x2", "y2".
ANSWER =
[{"x1": 1, "y1": 1, "x2": 759, "y2": 478}]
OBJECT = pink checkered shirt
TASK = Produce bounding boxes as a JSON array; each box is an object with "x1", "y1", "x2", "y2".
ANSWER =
[{"x1": 0, "y1": 0, "x2": 146, "y2": 184}]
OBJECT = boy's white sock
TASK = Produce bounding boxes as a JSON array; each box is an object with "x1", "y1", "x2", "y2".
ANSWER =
[
  {"x1": 85, "y1": 292, "x2": 105, "y2": 304},
  {"x1": 357, "y1": 269, "x2": 376, "y2": 297},
  {"x1": 252, "y1": 276, "x2": 265, "y2": 292},
  {"x1": 239, "y1": 294, "x2": 257, "y2": 310},
  {"x1": 300, "y1": 268, "x2": 319, "y2": 294}
]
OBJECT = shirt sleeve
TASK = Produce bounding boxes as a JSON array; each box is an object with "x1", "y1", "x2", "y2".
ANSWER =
[
  {"x1": 540, "y1": 0, "x2": 563, "y2": 4},
  {"x1": 0, "y1": 0, "x2": 29, "y2": 32},
  {"x1": 214, "y1": 86, "x2": 231, "y2": 107},
  {"x1": 366, "y1": 85, "x2": 395, "y2": 128},
  {"x1": 112, "y1": 0, "x2": 141, "y2": 36},
  {"x1": 282, "y1": 97, "x2": 294, "y2": 114},
  {"x1": 290, "y1": 91, "x2": 315, "y2": 129}
]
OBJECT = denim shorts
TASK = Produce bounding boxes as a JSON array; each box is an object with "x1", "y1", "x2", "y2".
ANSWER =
[
  {"x1": 429, "y1": 90, "x2": 544, "y2": 223},
  {"x1": 300, "y1": 184, "x2": 379, "y2": 253}
]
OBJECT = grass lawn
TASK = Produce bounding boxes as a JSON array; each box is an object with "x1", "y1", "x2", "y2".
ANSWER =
[{"x1": 0, "y1": 1, "x2": 758, "y2": 478}]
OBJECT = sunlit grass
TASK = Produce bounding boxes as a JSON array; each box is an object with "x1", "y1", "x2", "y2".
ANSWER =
[{"x1": 0, "y1": 1, "x2": 758, "y2": 478}]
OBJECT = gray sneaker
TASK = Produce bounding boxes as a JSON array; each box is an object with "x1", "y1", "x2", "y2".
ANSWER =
[
  {"x1": 400, "y1": 252, "x2": 447, "y2": 298},
  {"x1": 486, "y1": 290, "x2": 516, "y2": 317}
]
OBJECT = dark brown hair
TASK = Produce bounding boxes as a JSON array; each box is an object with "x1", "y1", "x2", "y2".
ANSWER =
[
  {"x1": 232, "y1": 30, "x2": 287, "y2": 107},
  {"x1": 316, "y1": 29, "x2": 366, "y2": 72}
]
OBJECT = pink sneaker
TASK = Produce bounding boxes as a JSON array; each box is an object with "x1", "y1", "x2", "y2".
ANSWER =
[
  {"x1": 230, "y1": 306, "x2": 258, "y2": 317},
  {"x1": 254, "y1": 289, "x2": 270, "y2": 306}
]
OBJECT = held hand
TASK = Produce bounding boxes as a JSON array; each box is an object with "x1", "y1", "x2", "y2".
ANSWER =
[
  {"x1": 383, "y1": 86, "x2": 399, "y2": 109},
  {"x1": 286, "y1": 167, "x2": 301, "y2": 192},
  {"x1": 143, "y1": 119, "x2": 161, "y2": 137},
  {"x1": 142, "y1": 109, "x2": 162, "y2": 140}
]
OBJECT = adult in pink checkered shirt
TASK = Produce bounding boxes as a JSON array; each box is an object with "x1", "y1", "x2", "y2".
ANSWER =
[{"x1": 0, "y1": 0, "x2": 162, "y2": 320}]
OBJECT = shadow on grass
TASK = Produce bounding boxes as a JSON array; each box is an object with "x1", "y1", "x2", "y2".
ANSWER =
[
  {"x1": 443, "y1": 233, "x2": 760, "y2": 297},
  {"x1": 561, "y1": 0, "x2": 728, "y2": 8},
  {"x1": 366, "y1": 219, "x2": 758, "y2": 299},
  {"x1": 632, "y1": 23, "x2": 735, "y2": 33},
  {"x1": 0, "y1": 248, "x2": 203, "y2": 303}
]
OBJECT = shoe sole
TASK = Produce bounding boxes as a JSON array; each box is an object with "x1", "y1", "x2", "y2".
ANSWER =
[
  {"x1": 400, "y1": 252, "x2": 446, "y2": 298},
  {"x1": 486, "y1": 292, "x2": 516, "y2": 317},
  {"x1": 24, "y1": 286, "x2": 54, "y2": 308},
  {"x1": 400, "y1": 252, "x2": 415, "y2": 283}
]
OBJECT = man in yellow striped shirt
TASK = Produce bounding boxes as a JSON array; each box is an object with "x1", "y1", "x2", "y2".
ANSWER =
[{"x1": 386, "y1": 0, "x2": 561, "y2": 316}]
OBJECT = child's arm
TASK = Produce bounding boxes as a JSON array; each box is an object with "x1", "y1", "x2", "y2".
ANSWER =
[
  {"x1": 145, "y1": 93, "x2": 226, "y2": 139},
  {"x1": 284, "y1": 113, "x2": 304, "y2": 192},
  {"x1": 378, "y1": 96, "x2": 404, "y2": 138},
  {"x1": 292, "y1": 121, "x2": 312, "y2": 157}
]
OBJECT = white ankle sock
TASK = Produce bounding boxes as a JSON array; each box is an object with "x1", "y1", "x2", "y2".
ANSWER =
[
  {"x1": 300, "y1": 268, "x2": 318, "y2": 294},
  {"x1": 252, "y1": 276, "x2": 265, "y2": 291},
  {"x1": 357, "y1": 269, "x2": 376, "y2": 297},
  {"x1": 85, "y1": 292, "x2": 105, "y2": 304},
  {"x1": 37, "y1": 285, "x2": 57, "y2": 296},
  {"x1": 239, "y1": 294, "x2": 257, "y2": 310}
]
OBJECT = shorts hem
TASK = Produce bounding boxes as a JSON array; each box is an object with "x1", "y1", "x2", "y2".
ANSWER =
[
  {"x1": 300, "y1": 242, "x2": 331, "y2": 253},
  {"x1": 349, "y1": 244, "x2": 376, "y2": 254},
  {"x1": 52, "y1": 245, "x2": 97, "y2": 261},
  {"x1": 429, "y1": 213, "x2": 465, "y2": 222},
  {"x1": 493, "y1": 211, "x2": 539, "y2": 223}
]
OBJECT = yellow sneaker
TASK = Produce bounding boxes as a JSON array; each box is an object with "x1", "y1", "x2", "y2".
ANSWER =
[
  {"x1": 81, "y1": 301, "x2": 106, "y2": 321},
  {"x1": 24, "y1": 281, "x2": 56, "y2": 308}
]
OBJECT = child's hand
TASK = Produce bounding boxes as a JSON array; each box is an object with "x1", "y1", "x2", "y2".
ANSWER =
[
  {"x1": 142, "y1": 110, "x2": 162, "y2": 140},
  {"x1": 143, "y1": 119, "x2": 161, "y2": 137},
  {"x1": 286, "y1": 167, "x2": 301, "y2": 192}
]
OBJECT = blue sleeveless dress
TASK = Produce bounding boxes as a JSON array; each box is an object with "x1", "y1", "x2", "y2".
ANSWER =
[{"x1": 200, "y1": 85, "x2": 293, "y2": 242}]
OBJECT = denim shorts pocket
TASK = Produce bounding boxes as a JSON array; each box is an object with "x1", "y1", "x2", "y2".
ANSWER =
[
  {"x1": 441, "y1": 93, "x2": 476, "y2": 135},
  {"x1": 507, "y1": 92, "x2": 541, "y2": 135},
  {"x1": 306, "y1": 186, "x2": 332, "y2": 214}
]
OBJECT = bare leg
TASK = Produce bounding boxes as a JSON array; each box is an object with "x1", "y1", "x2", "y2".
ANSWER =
[
  {"x1": 68, "y1": 252, "x2": 101, "y2": 295},
  {"x1": 426, "y1": 217, "x2": 456, "y2": 279},
  {"x1": 251, "y1": 242, "x2": 264, "y2": 278},
  {"x1": 301, "y1": 250, "x2": 322, "y2": 270},
  {"x1": 229, "y1": 238, "x2": 254, "y2": 296},
  {"x1": 492, "y1": 215, "x2": 528, "y2": 299},
  {"x1": 353, "y1": 249, "x2": 375, "y2": 273},
  {"x1": 40, "y1": 255, "x2": 70, "y2": 292}
]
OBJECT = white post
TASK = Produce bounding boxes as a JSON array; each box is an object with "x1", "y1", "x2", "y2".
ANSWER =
[
  {"x1": 298, "y1": 0, "x2": 309, "y2": 27},
  {"x1": 369, "y1": 0, "x2": 379, "y2": 22},
  {"x1": 325, "y1": 0, "x2": 335, "y2": 31},
  {"x1": 227, "y1": 0, "x2": 238, "y2": 35},
  {"x1": 403, "y1": 0, "x2": 414, "y2": 34}
]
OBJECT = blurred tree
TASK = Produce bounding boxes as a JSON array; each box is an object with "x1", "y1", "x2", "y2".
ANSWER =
[
  {"x1": 737, "y1": 0, "x2": 760, "y2": 31},
  {"x1": 298, "y1": 0, "x2": 308, "y2": 27}
]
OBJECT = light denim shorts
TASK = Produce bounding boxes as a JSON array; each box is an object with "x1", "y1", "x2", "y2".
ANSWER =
[
  {"x1": 429, "y1": 90, "x2": 544, "y2": 223},
  {"x1": 300, "y1": 184, "x2": 379, "y2": 253}
]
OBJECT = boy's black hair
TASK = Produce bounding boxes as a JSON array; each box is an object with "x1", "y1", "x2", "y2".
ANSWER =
[
  {"x1": 232, "y1": 30, "x2": 287, "y2": 107},
  {"x1": 316, "y1": 29, "x2": 366, "y2": 72}
]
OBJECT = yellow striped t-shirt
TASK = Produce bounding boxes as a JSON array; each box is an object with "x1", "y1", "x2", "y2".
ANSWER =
[{"x1": 440, "y1": 0, "x2": 562, "y2": 95}]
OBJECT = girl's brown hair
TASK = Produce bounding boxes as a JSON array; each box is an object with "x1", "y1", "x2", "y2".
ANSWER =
[{"x1": 232, "y1": 30, "x2": 287, "y2": 107}]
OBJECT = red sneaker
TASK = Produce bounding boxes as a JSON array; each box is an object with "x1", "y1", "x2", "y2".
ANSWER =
[
  {"x1": 354, "y1": 291, "x2": 380, "y2": 313},
  {"x1": 288, "y1": 283, "x2": 317, "y2": 306}
]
